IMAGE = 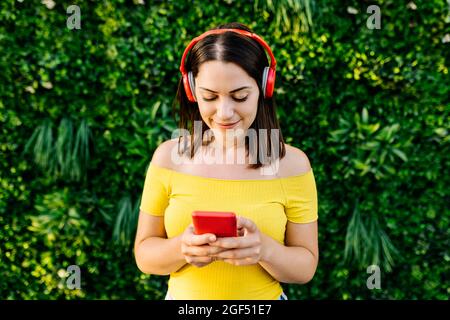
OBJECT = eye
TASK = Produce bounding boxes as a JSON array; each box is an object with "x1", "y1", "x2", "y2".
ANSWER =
[
  {"x1": 234, "y1": 96, "x2": 248, "y2": 102},
  {"x1": 202, "y1": 96, "x2": 248, "y2": 102}
]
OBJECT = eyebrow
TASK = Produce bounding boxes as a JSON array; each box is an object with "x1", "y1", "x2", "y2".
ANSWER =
[{"x1": 198, "y1": 86, "x2": 251, "y2": 94}]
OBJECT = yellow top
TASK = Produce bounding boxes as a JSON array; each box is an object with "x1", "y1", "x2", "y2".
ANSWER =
[{"x1": 139, "y1": 162, "x2": 318, "y2": 300}]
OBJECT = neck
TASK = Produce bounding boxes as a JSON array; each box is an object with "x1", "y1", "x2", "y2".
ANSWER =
[
  {"x1": 207, "y1": 134, "x2": 248, "y2": 165},
  {"x1": 214, "y1": 136, "x2": 245, "y2": 151}
]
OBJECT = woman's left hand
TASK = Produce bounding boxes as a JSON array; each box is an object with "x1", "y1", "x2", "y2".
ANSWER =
[{"x1": 208, "y1": 216, "x2": 266, "y2": 266}]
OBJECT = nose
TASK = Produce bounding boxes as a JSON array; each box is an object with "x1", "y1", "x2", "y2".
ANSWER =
[{"x1": 216, "y1": 97, "x2": 235, "y2": 120}]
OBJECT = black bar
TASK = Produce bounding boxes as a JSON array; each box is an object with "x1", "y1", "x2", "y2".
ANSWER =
[{"x1": 0, "y1": 300, "x2": 446, "y2": 318}]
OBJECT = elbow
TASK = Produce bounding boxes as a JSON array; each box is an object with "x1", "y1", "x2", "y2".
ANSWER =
[
  {"x1": 135, "y1": 257, "x2": 151, "y2": 275},
  {"x1": 297, "y1": 268, "x2": 317, "y2": 284},
  {"x1": 287, "y1": 252, "x2": 319, "y2": 285},
  {"x1": 283, "y1": 270, "x2": 316, "y2": 285},
  {"x1": 300, "y1": 253, "x2": 319, "y2": 284},
  {"x1": 134, "y1": 246, "x2": 173, "y2": 276},
  {"x1": 134, "y1": 250, "x2": 152, "y2": 275},
  {"x1": 287, "y1": 267, "x2": 317, "y2": 285},
  {"x1": 135, "y1": 255, "x2": 169, "y2": 276},
  {"x1": 134, "y1": 245, "x2": 161, "y2": 276},
  {"x1": 134, "y1": 243, "x2": 148, "y2": 274}
]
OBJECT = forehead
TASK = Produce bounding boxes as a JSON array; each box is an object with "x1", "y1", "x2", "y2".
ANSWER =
[{"x1": 196, "y1": 60, "x2": 255, "y2": 89}]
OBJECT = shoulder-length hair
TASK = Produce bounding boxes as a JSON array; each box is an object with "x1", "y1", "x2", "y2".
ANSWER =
[{"x1": 172, "y1": 22, "x2": 286, "y2": 169}]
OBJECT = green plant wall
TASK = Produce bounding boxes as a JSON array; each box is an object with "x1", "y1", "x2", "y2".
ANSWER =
[{"x1": 0, "y1": 0, "x2": 448, "y2": 299}]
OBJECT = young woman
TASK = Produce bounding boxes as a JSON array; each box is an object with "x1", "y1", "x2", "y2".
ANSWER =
[{"x1": 134, "y1": 22, "x2": 319, "y2": 300}]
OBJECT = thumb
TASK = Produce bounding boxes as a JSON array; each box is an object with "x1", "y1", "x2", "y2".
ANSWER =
[{"x1": 237, "y1": 216, "x2": 257, "y2": 233}]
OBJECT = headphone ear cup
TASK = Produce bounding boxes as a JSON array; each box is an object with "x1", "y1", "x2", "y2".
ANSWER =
[
  {"x1": 265, "y1": 67, "x2": 276, "y2": 98},
  {"x1": 262, "y1": 67, "x2": 269, "y2": 98},
  {"x1": 182, "y1": 71, "x2": 196, "y2": 102},
  {"x1": 188, "y1": 71, "x2": 197, "y2": 102}
]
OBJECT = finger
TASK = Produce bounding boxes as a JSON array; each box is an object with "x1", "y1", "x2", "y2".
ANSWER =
[
  {"x1": 213, "y1": 247, "x2": 260, "y2": 260},
  {"x1": 183, "y1": 225, "x2": 195, "y2": 238},
  {"x1": 185, "y1": 255, "x2": 214, "y2": 264},
  {"x1": 209, "y1": 237, "x2": 252, "y2": 249},
  {"x1": 237, "y1": 216, "x2": 257, "y2": 233},
  {"x1": 183, "y1": 244, "x2": 224, "y2": 256},
  {"x1": 187, "y1": 233, "x2": 217, "y2": 246},
  {"x1": 208, "y1": 246, "x2": 230, "y2": 255}
]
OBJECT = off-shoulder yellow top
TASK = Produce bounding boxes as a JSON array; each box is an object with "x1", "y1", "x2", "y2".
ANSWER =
[{"x1": 139, "y1": 161, "x2": 318, "y2": 300}]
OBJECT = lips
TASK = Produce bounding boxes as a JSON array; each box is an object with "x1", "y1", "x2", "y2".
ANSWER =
[{"x1": 215, "y1": 120, "x2": 240, "y2": 128}]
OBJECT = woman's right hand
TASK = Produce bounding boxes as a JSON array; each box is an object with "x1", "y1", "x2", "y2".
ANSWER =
[{"x1": 180, "y1": 224, "x2": 227, "y2": 268}]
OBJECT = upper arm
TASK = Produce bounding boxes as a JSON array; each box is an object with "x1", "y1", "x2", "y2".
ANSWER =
[
  {"x1": 134, "y1": 211, "x2": 166, "y2": 250},
  {"x1": 284, "y1": 144, "x2": 318, "y2": 259},
  {"x1": 285, "y1": 220, "x2": 318, "y2": 262},
  {"x1": 134, "y1": 139, "x2": 177, "y2": 249}
]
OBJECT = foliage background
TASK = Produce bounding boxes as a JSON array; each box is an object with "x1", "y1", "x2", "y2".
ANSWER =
[{"x1": 0, "y1": 0, "x2": 448, "y2": 299}]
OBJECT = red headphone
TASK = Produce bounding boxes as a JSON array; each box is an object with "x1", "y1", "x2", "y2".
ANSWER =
[{"x1": 179, "y1": 28, "x2": 277, "y2": 103}]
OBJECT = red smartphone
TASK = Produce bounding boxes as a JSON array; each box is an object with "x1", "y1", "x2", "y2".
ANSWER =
[{"x1": 192, "y1": 211, "x2": 237, "y2": 238}]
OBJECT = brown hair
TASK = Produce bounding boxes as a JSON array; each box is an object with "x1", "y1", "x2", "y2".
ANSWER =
[{"x1": 172, "y1": 22, "x2": 286, "y2": 169}]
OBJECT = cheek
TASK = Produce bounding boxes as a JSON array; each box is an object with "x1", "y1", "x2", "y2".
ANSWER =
[
  {"x1": 241, "y1": 99, "x2": 258, "y2": 122},
  {"x1": 198, "y1": 103, "x2": 214, "y2": 117}
]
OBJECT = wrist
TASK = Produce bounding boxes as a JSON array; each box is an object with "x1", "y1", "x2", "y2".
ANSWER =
[{"x1": 172, "y1": 234, "x2": 186, "y2": 264}]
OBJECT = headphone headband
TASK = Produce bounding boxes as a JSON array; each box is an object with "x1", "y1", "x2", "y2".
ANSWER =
[
  {"x1": 179, "y1": 28, "x2": 277, "y2": 102},
  {"x1": 179, "y1": 28, "x2": 277, "y2": 74}
]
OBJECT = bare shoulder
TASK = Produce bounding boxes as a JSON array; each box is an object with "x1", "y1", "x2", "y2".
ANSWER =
[
  {"x1": 150, "y1": 138, "x2": 179, "y2": 170},
  {"x1": 280, "y1": 144, "x2": 312, "y2": 177}
]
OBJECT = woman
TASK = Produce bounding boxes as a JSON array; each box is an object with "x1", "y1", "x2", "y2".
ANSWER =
[{"x1": 134, "y1": 22, "x2": 318, "y2": 300}]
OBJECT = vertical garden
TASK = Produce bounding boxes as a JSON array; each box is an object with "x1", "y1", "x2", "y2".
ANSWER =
[{"x1": 0, "y1": 0, "x2": 448, "y2": 299}]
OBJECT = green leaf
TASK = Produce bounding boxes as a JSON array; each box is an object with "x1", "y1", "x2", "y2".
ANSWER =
[
  {"x1": 362, "y1": 107, "x2": 369, "y2": 124},
  {"x1": 391, "y1": 148, "x2": 408, "y2": 162}
]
